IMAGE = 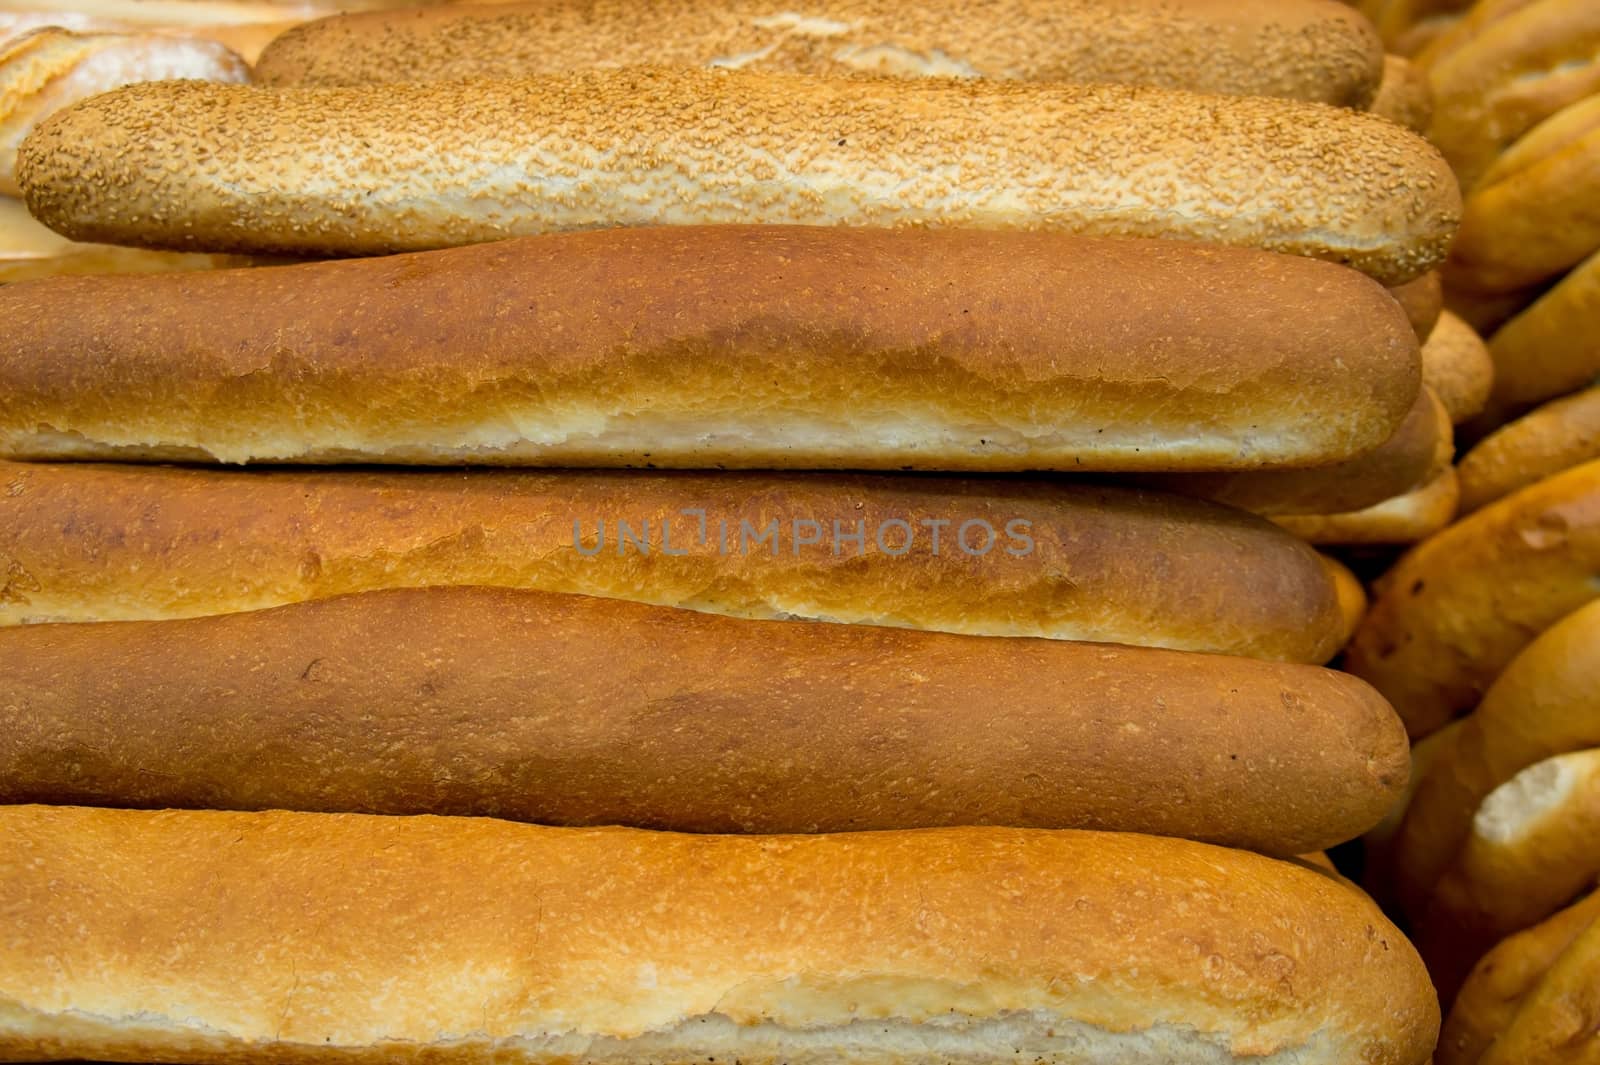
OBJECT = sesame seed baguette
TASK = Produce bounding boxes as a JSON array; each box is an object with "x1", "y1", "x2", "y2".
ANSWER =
[
  {"x1": 15, "y1": 70, "x2": 1460, "y2": 284},
  {"x1": 0, "y1": 807, "x2": 1440, "y2": 1065},
  {"x1": 253, "y1": 0, "x2": 1385, "y2": 107},
  {"x1": 0, "y1": 584, "x2": 1409, "y2": 854},
  {"x1": 0, "y1": 461, "x2": 1351, "y2": 663},
  {"x1": 0, "y1": 227, "x2": 1421, "y2": 473}
]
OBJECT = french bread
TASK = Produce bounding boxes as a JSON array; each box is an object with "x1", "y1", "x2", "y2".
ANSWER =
[
  {"x1": 1477, "y1": 245, "x2": 1600, "y2": 424},
  {"x1": 1474, "y1": 911, "x2": 1600, "y2": 1065},
  {"x1": 1392, "y1": 598, "x2": 1600, "y2": 916},
  {"x1": 1273, "y1": 466, "x2": 1459, "y2": 545},
  {"x1": 1391, "y1": 269, "x2": 1445, "y2": 340},
  {"x1": 0, "y1": 807, "x2": 1440, "y2": 1065},
  {"x1": 1344, "y1": 458, "x2": 1600, "y2": 737},
  {"x1": 253, "y1": 0, "x2": 1386, "y2": 107},
  {"x1": 1439, "y1": 890, "x2": 1600, "y2": 1065},
  {"x1": 1134, "y1": 387, "x2": 1446, "y2": 517},
  {"x1": 1372, "y1": 54, "x2": 1435, "y2": 131},
  {"x1": 0, "y1": 585, "x2": 1409, "y2": 854},
  {"x1": 0, "y1": 195, "x2": 242, "y2": 283},
  {"x1": 0, "y1": 462, "x2": 1351, "y2": 663},
  {"x1": 1421, "y1": 310, "x2": 1494, "y2": 424},
  {"x1": 1416, "y1": 748, "x2": 1600, "y2": 1003},
  {"x1": 1459, "y1": 387, "x2": 1600, "y2": 513},
  {"x1": 14, "y1": 71, "x2": 1461, "y2": 283},
  {"x1": 0, "y1": 227, "x2": 1422, "y2": 472}
]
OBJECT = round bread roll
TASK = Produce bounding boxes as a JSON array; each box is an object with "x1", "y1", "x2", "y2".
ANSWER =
[
  {"x1": 14, "y1": 70, "x2": 1460, "y2": 283},
  {"x1": 0, "y1": 462, "x2": 1353, "y2": 664},
  {"x1": 1476, "y1": 917, "x2": 1600, "y2": 1065},
  {"x1": 1459, "y1": 386, "x2": 1600, "y2": 513},
  {"x1": 254, "y1": 0, "x2": 1386, "y2": 107},
  {"x1": 1344, "y1": 458, "x2": 1600, "y2": 738},
  {"x1": 1372, "y1": 54, "x2": 1435, "y2": 131},
  {"x1": 1422, "y1": 310, "x2": 1494, "y2": 424},
  {"x1": 1392, "y1": 598, "x2": 1600, "y2": 916},
  {"x1": 1440, "y1": 890, "x2": 1600, "y2": 1065},
  {"x1": 1478, "y1": 245, "x2": 1600, "y2": 424},
  {"x1": 1273, "y1": 465, "x2": 1458, "y2": 546},
  {"x1": 1415, "y1": 748, "x2": 1600, "y2": 1001},
  {"x1": 0, "y1": 807, "x2": 1442, "y2": 1065},
  {"x1": 1391, "y1": 269, "x2": 1445, "y2": 340}
]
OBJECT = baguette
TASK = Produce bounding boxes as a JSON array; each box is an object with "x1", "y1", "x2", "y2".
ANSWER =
[
  {"x1": 0, "y1": 27, "x2": 248, "y2": 197},
  {"x1": 1416, "y1": 748, "x2": 1600, "y2": 1002},
  {"x1": 1476, "y1": 918, "x2": 1600, "y2": 1065},
  {"x1": 0, "y1": 462, "x2": 1351, "y2": 663},
  {"x1": 1273, "y1": 465, "x2": 1459, "y2": 545},
  {"x1": 1372, "y1": 54, "x2": 1435, "y2": 131},
  {"x1": 1344, "y1": 459, "x2": 1600, "y2": 737},
  {"x1": 0, "y1": 195, "x2": 242, "y2": 283},
  {"x1": 1477, "y1": 245, "x2": 1600, "y2": 424},
  {"x1": 1392, "y1": 598, "x2": 1600, "y2": 916},
  {"x1": 1391, "y1": 269, "x2": 1445, "y2": 340},
  {"x1": 1459, "y1": 387, "x2": 1600, "y2": 513},
  {"x1": 1440, "y1": 890, "x2": 1600, "y2": 1065},
  {"x1": 14, "y1": 71, "x2": 1461, "y2": 283},
  {"x1": 1422, "y1": 310, "x2": 1494, "y2": 424},
  {"x1": 254, "y1": 0, "x2": 1385, "y2": 107},
  {"x1": 0, "y1": 585, "x2": 1409, "y2": 854},
  {"x1": 0, "y1": 227, "x2": 1422, "y2": 472},
  {"x1": 0, "y1": 807, "x2": 1441, "y2": 1065},
  {"x1": 1134, "y1": 386, "x2": 1446, "y2": 517}
]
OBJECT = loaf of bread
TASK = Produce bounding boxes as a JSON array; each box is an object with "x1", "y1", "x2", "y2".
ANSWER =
[
  {"x1": 1131, "y1": 387, "x2": 1446, "y2": 517},
  {"x1": 1415, "y1": 748, "x2": 1600, "y2": 1002},
  {"x1": 0, "y1": 806, "x2": 1441, "y2": 1065},
  {"x1": 1391, "y1": 269, "x2": 1445, "y2": 340},
  {"x1": 253, "y1": 0, "x2": 1386, "y2": 106},
  {"x1": 1478, "y1": 246, "x2": 1600, "y2": 424},
  {"x1": 1476, "y1": 89, "x2": 1600, "y2": 190},
  {"x1": 1473, "y1": 916, "x2": 1600, "y2": 1065},
  {"x1": 1392, "y1": 598, "x2": 1600, "y2": 916},
  {"x1": 1440, "y1": 890, "x2": 1600, "y2": 1065},
  {"x1": 15, "y1": 71, "x2": 1461, "y2": 283},
  {"x1": 1422, "y1": 311, "x2": 1494, "y2": 424},
  {"x1": 0, "y1": 227, "x2": 1422, "y2": 472},
  {"x1": 0, "y1": 585, "x2": 1410, "y2": 853},
  {"x1": 1344, "y1": 458, "x2": 1600, "y2": 737},
  {"x1": 1372, "y1": 54, "x2": 1435, "y2": 131},
  {"x1": 0, "y1": 194, "x2": 242, "y2": 283},
  {"x1": 1459, "y1": 387, "x2": 1600, "y2": 513},
  {"x1": 1365, "y1": 719, "x2": 1464, "y2": 908},
  {"x1": 0, "y1": 462, "x2": 1352, "y2": 663},
  {"x1": 1274, "y1": 466, "x2": 1459, "y2": 545},
  {"x1": 1324, "y1": 553, "x2": 1370, "y2": 645}
]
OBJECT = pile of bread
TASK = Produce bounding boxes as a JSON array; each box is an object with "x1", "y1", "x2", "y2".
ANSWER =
[{"x1": 0, "y1": 1, "x2": 1560, "y2": 1063}]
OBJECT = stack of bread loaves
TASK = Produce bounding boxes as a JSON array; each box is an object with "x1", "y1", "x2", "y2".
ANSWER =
[{"x1": 1, "y1": 2, "x2": 1458, "y2": 1062}]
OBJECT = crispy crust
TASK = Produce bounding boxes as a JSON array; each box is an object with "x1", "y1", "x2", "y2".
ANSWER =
[
  {"x1": 15, "y1": 71, "x2": 1460, "y2": 283},
  {"x1": 1273, "y1": 466, "x2": 1459, "y2": 545},
  {"x1": 1475, "y1": 909, "x2": 1600, "y2": 1065},
  {"x1": 1459, "y1": 386, "x2": 1600, "y2": 513},
  {"x1": 0, "y1": 462, "x2": 1350, "y2": 663},
  {"x1": 0, "y1": 196, "x2": 241, "y2": 282},
  {"x1": 0, "y1": 227, "x2": 1422, "y2": 472},
  {"x1": 1479, "y1": 246, "x2": 1600, "y2": 424},
  {"x1": 0, "y1": 807, "x2": 1440, "y2": 1064}
]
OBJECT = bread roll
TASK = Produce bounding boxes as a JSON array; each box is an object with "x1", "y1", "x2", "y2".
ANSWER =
[
  {"x1": 1422, "y1": 310, "x2": 1494, "y2": 424},
  {"x1": 1372, "y1": 54, "x2": 1435, "y2": 131},
  {"x1": 1442, "y1": 280, "x2": 1541, "y2": 340},
  {"x1": 1135, "y1": 387, "x2": 1446, "y2": 517},
  {"x1": 0, "y1": 227, "x2": 1422, "y2": 472},
  {"x1": 1459, "y1": 386, "x2": 1600, "y2": 513},
  {"x1": 0, "y1": 806, "x2": 1442, "y2": 1065},
  {"x1": 1364, "y1": 719, "x2": 1464, "y2": 908},
  {"x1": 1344, "y1": 459, "x2": 1600, "y2": 737},
  {"x1": 1391, "y1": 269, "x2": 1445, "y2": 340},
  {"x1": 1392, "y1": 598, "x2": 1600, "y2": 916},
  {"x1": 1424, "y1": 0, "x2": 1600, "y2": 189},
  {"x1": 0, "y1": 584, "x2": 1410, "y2": 853},
  {"x1": 1440, "y1": 890, "x2": 1600, "y2": 1065},
  {"x1": 1323, "y1": 553, "x2": 1370, "y2": 646},
  {"x1": 1478, "y1": 245, "x2": 1600, "y2": 424},
  {"x1": 253, "y1": 0, "x2": 1385, "y2": 107},
  {"x1": 0, "y1": 462, "x2": 1351, "y2": 663},
  {"x1": 1477, "y1": 90, "x2": 1600, "y2": 191},
  {"x1": 15, "y1": 70, "x2": 1461, "y2": 283},
  {"x1": 1416, "y1": 748, "x2": 1600, "y2": 1002},
  {"x1": 1273, "y1": 466, "x2": 1459, "y2": 545},
  {"x1": 1476, "y1": 918, "x2": 1600, "y2": 1065},
  {"x1": 0, "y1": 195, "x2": 243, "y2": 284}
]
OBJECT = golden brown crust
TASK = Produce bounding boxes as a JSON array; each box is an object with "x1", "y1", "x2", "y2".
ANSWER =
[
  {"x1": 1392, "y1": 599, "x2": 1600, "y2": 917},
  {"x1": 0, "y1": 227, "x2": 1422, "y2": 472},
  {"x1": 1364, "y1": 719, "x2": 1464, "y2": 909},
  {"x1": 1391, "y1": 269, "x2": 1445, "y2": 340},
  {"x1": 1343, "y1": 459, "x2": 1600, "y2": 738},
  {"x1": 1459, "y1": 387, "x2": 1600, "y2": 513},
  {"x1": 1273, "y1": 466, "x2": 1459, "y2": 545},
  {"x1": 0, "y1": 462, "x2": 1350, "y2": 663},
  {"x1": 0, "y1": 807, "x2": 1441, "y2": 1064},
  {"x1": 1475, "y1": 914, "x2": 1600, "y2": 1065},
  {"x1": 255, "y1": 0, "x2": 1385, "y2": 107},
  {"x1": 1477, "y1": 91, "x2": 1600, "y2": 191},
  {"x1": 1422, "y1": 310, "x2": 1494, "y2": 424},
  {"x1": 1322, "y1": 552, "x2": 1369, "y2": 647},
  {"x1": 0, "y1": 195, "x2": 243, "y2": 283},
  {"x1": 1136, "y1": 386, "x2": 1445, "y2": 517},
  {"x1": 1440, "y1": 891, "x2": 1600, "y2": 1065},
  {"x1": 0, "y1": 585, "x2": 1410, "y2": 854},
  {"x1": 1371, "y1": 54, "x2": 1435, "y2": 131},
  {"x1": 1478, "y1": 246, "x2": 1600, "y2": 424},
  {"x1": 15, "y1": 71, "x2": 1460, "y2": 284}
]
